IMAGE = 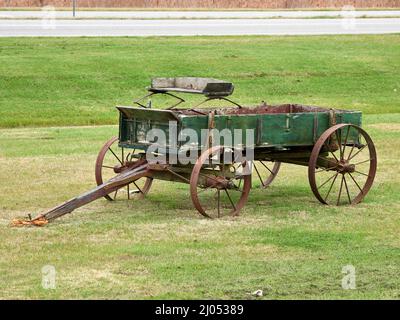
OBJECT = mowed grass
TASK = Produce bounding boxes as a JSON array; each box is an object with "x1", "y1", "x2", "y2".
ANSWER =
[
  {"x1": 0, "y1": 113, "x2": 399, "y2": 299},
  {"x1": 0, "y1": 35, "x2": 399, "y2": 128}
]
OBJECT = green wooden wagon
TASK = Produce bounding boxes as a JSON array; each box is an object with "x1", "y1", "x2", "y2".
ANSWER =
[{"x1": 15, "y1": 78, "x2": 377, "y2": 225}]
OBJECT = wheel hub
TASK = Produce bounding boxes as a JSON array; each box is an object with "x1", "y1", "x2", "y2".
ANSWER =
[
  {"x1": 204, "y1": 176, "x2": 230, "y2": 189},
  {"x1": 337, "y1": 160, "x2": 355, "y2": 173}
]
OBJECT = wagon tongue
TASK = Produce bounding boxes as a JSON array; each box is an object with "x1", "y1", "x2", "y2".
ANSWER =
[{"x1": 11, "y1": 161, "x2": 150, "y2": 227}]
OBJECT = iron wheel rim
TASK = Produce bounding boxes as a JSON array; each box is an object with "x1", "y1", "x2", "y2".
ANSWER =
[{"x1": 308, "y1": 124, "x2": 377, "y2": 206}]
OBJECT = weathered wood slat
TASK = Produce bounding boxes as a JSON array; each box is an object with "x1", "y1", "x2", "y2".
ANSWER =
[{"x1": 12, "y1": 163, "x2": 150, "y2": 226}]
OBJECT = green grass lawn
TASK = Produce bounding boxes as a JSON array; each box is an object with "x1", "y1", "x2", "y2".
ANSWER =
[
  {"x1": 0, "y1": 35, "x2": 399, "y2": 299},
  {"x1": 0, "y1": 35, "x2": 399, "y2": 128},
  {"x1": 0, "y1": 114, "x2": 399, "y2": 299}
]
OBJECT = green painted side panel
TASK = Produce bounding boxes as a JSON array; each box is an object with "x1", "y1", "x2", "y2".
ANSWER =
[
  {"x1": 118, "y1": 106, "x2": 182, "y2": 150},
  {"x1": 118, "y1": 106, "x2": 362, "y2": 150},
  {"x1": 180, "y1": 111, "x2": 361, "y2": 148},
  {"x1": 218, "y1": 115, "x2": 258, "y2": 147},
  {"x1": 261, "y1": 113, "x2": 317, "y2": 147},
  {"x1": 180, "y1": 115, "x2": 258, "y2": 148}
]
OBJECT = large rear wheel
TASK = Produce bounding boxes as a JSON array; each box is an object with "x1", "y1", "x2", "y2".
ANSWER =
[{"x1": 308, "y1": 124, "x2": 377, "y2": 205}]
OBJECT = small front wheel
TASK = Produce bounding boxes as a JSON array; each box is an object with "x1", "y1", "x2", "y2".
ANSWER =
[{"x1": 95, "y1": 136, "x2": 153, "y2": 201}]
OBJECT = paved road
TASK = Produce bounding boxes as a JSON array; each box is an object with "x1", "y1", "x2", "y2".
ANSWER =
[
  {"x1": 1, "y1": 10, "x2": 400, "y2": 19},
  {"x1": 1, "y1": 18, "x2": 399, "y2": 37}
]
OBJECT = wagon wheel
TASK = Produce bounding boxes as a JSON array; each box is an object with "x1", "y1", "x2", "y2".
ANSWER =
[
  {"x1": 95, "y1": 136, "x2": 153, "y2": 201},
  {"x1": 190, "y1": 146, "x2": 252, "y2": 218},
  {"x1": 251, "y1": 161, "x2": 281, "y2": 188},
  {"x1": 308, "y1": 124, "x2": 377, "y2": 205}
]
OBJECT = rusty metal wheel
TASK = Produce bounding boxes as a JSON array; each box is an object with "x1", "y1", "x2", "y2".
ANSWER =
[
  {"x1": 309, "y1": 124, "x2": 377, "y2": 205},
  {"x1": 95, "y1": 136, "x2": 153, "y2": 201},
  {"x1": 190, "y1": 146, "x2": 252, "y2": 218},
  {"x1": 251, "y1": 161, "x2": 281, "y2": 188}
]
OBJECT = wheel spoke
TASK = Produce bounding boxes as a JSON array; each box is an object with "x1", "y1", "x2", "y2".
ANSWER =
[
  {"x1": 127, "y1": 183, "x2": 130, "y2": 200},
  {"x1": 318, "y1": 172, "x2": 338, "y2": 189},
  {"x1": 343, "y1": 175, "x2": 352, "y2": 204},
  {"x1": 348, "y1": 144, "x2": 367, "y2": 162},
  {"x1": 324, "y1": 172, "x2": 339, "y2": 202},
  {"x1": 211, "y1": 163, "x2": 219, "y2": 176},
  {"x1": 133, "y1": 181, "x2": 143, "y2": 194},
  {"x1": 102, "y1": 165, "x2": 115, "y2": 169},
  {"x1": 233, "y1": 163, "x2": 242, "y2": 172},
  {"x1": 337, "y1": 175, "x2": 345, "y2": 205},
  {"x1": 224, "y1": 189, "x2": 236, "y2": 211},
  {"x1": 238, "y1": 177, "x2": 242, "y2": 189},
  {"x1": 259, "y1": 161, "x2": 274, "y2": 175},
  {"x1": 253, "y1": 162, "x2": 265, "y2": 187},
  {"x1": 352, "y1": 158, "x2": 373, "y2": 166},
  {"x1": 317, "y1": 155, "x2": 338, "y2": 170},
  {"x1": 354, "y1": 170, "x2": 370, "y2": 177},
  {"x1": 336, "y1": 129, "x2": 343, "y2": 160},
  {"x1": 315, "y1": 166, "x2": 337, "y2": 174},
  {"x1": 318, "y1": 155, "x2": 330, "y2": 162},
  {"x1": 348, "y1": 172, "x2": 364, "y2": 194},
  {"x1": 108, "y1": 147, "x2": 123, "y2": 165},
  {"x1": 217, "y1": 190, "x2": 221, "y2": 218},
  {"x1": 231, "y1": 180, "x2": 244, "y2": 192},
  {"x1": 329, "y1": 149, "x2": 339, "y2": 162},
  {"x1": 347, "y1": 143, "x2": 356, "y2": 161},
  {"x1": 129, "y1": 149, "x2": 137, "y2": 161},
  {"x1": 342, "y1": 126, "x2": 350, "y2": 157},
  {"x1": 326, "y1": 137, "x2": 339, "y2": 162}
]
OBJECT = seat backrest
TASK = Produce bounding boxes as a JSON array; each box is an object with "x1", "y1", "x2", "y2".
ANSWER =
[{"x1": 149, "y1": 77, "x2": 234, "y2": 97}]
